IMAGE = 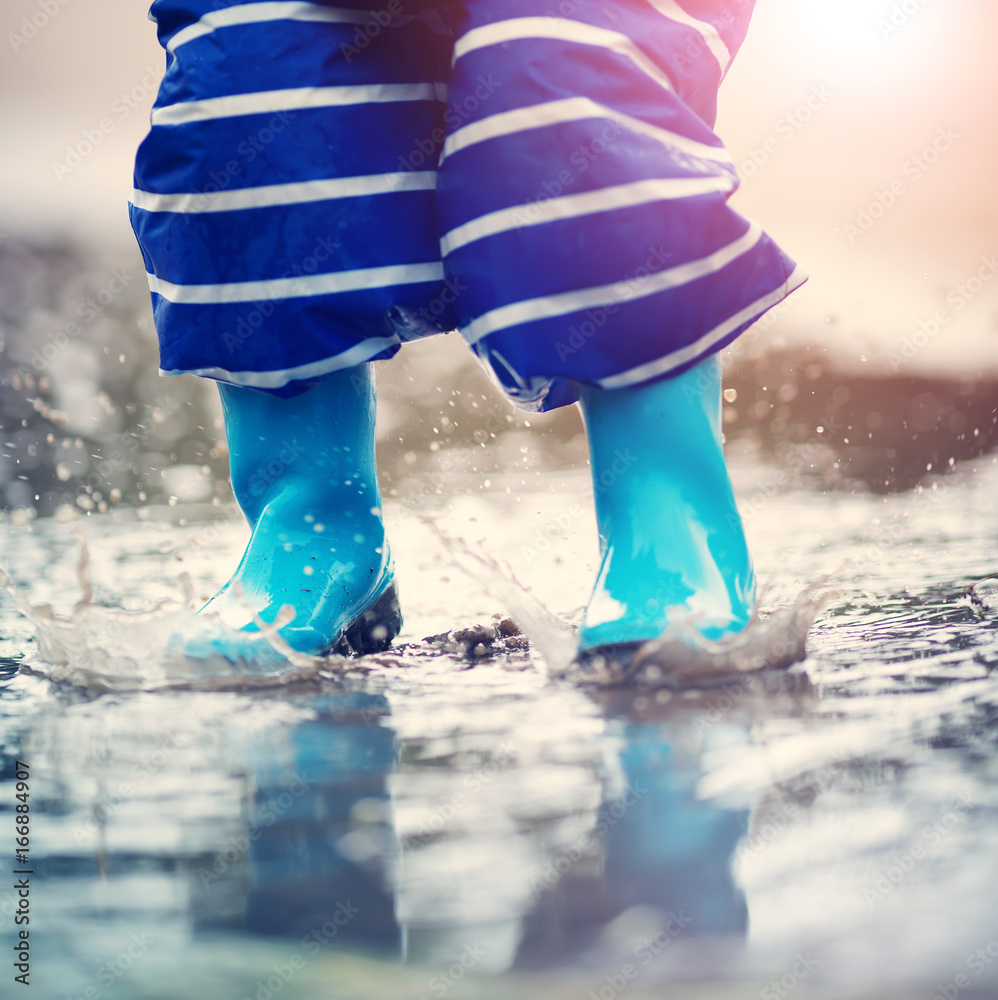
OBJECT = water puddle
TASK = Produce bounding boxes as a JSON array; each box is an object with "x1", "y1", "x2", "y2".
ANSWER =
[
  {"x1": 0, "y1": 542, "x2": 338, "y2": 692},
  {"x1": 1, "y1": 455, "x2": 997, "y2": 999},
  {"x1": 1, "y1": 506, "x2": 831, "y2": 698}
]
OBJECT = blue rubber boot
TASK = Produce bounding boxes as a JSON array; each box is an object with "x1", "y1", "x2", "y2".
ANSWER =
[
  {"x1": 194, "y1": 365, "x2": 400, "y2": 660},
  {"x1": 577, "y1": 356, "x2": 755, "y2": 657}
]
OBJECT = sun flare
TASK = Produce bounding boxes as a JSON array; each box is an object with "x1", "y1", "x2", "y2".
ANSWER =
[{"x1": 795, "y1": 0, "x2": 887, "y2": 60}]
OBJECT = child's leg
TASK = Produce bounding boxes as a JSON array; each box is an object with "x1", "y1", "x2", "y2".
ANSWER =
[
  {"x1": 200, "y1": 365, "x2": 399, "y2": 656},
  {"x1": 577, "y1": 356, "x2": 755, "y2": 651},
  {"x1": 438, "y1": 1, "x2": 800, "y2": 652},
  {"x1": 131, "y1": 2, "x2": 455, "y2": 656},
  {"x1": 437, "y1": 0, "x2": 803, "y2": 411},
  {"x1": 131, "y1": 2, "x2": 453, "y2": 390}
]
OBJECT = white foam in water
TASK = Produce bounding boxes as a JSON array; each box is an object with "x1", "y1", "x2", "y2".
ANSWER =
[
  {"x1": 427, "y1": 519, "x2": 833, "y2": 688},
  {"x1": 967, "y1": 575, "x2": 998, "y2": 614},
  {"x1": 572, "y1": 580, "x2": 834, "y2": 689},
  {"x1": 0, "y1": 544, "x2": 338, "y2": 692},
  {"x1": 426, "y1": 518, "x2": 580, "y2": 673},
  {"x1": 1, "y1": 516, "x2": 831, "y2": 693}
]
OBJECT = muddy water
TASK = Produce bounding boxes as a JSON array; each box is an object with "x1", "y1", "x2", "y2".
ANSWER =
[{"x1": 0, "y1": 449, "x2": 997, "y2": 1000}]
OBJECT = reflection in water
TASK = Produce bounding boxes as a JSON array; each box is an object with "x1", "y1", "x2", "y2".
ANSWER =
[
  {"x1": 197, "y1": 690, "x2": 403, "y2": 954},
  {"x1": 203, "y1": 687, "x2": 751, "y2": 974},
  {"x1": 2, "y1": 458, "x2": 998, "y2": 998},
  {"x1": 601, "y1": 722, "x2": 748, "y2": 936},
  {"x1": 514, "y1": 712, "x2": 749, "y2": 971}
]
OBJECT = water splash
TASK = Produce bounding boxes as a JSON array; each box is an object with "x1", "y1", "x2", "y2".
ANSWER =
[
  {"x1": 0, "y1": 519, "x2": 833, "y2": 693},
  {"x1": 426, "y1": 519, "x2": 834, "y2": 688},
  {"x1": 567, "y1": 582, "x2": 834, "y2": 689},
  {"x1": 966, "y1": 575, "x2": 998, "y2": 615},
  {"x1": 425, "y1": 518, "x2": 579, "y2": 673},
  {"x1": 0, "y1": 545, "x2": 343, "y2": 692}
]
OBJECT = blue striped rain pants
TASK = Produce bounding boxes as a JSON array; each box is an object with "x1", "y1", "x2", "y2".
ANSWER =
[{"x1": 130, "y1": 0, "x2": 805, "y2": 411}]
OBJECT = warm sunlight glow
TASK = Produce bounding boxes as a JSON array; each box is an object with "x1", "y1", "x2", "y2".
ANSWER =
[
  {"x1": 753, "y1": 0, "x2": 947, "y2": 87},
  {"x1": 796, "y1": 0, "x2": 890, "y2": 61}
]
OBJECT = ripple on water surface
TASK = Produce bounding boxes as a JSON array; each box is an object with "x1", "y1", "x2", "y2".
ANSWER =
[{"x1": 0, "y1": 456, "x2": 996, "y2": 999}]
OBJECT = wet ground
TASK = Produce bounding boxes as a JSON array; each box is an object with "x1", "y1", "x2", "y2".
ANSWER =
[
  {"x1": 3, "y1": 237, "x2": 998, "y2": 998},
  {"x1": 1, "y1": 442, "x2": 998, "y2": 1000}
]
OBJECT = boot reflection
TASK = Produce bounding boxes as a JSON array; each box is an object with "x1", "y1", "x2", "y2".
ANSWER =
[
  {"x1": 515, "y1": 702, "x2": 748, "y2": 968},
  {"x1": 191, "y1": 687, "x2": 752, "y2": 973},
  {"x1": 239, "y1": 691, "x2": 402, "y2": 954}
]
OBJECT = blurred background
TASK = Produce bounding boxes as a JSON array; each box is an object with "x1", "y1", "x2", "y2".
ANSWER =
[{"x1": 1, "y1": 0, "x2": 996, "y2": 517}]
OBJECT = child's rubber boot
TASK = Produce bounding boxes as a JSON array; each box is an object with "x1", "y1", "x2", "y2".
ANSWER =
[
  {"x1": 576, "y1": 355, "x2": 755, "y2": 660},
  {"x1": 188, "y1": 364, "x2": 400, "y2": 661}
]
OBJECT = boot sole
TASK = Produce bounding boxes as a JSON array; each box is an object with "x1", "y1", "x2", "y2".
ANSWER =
[{"x1": 334, "y1": 581, "x2": 403, "y2": 657}]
